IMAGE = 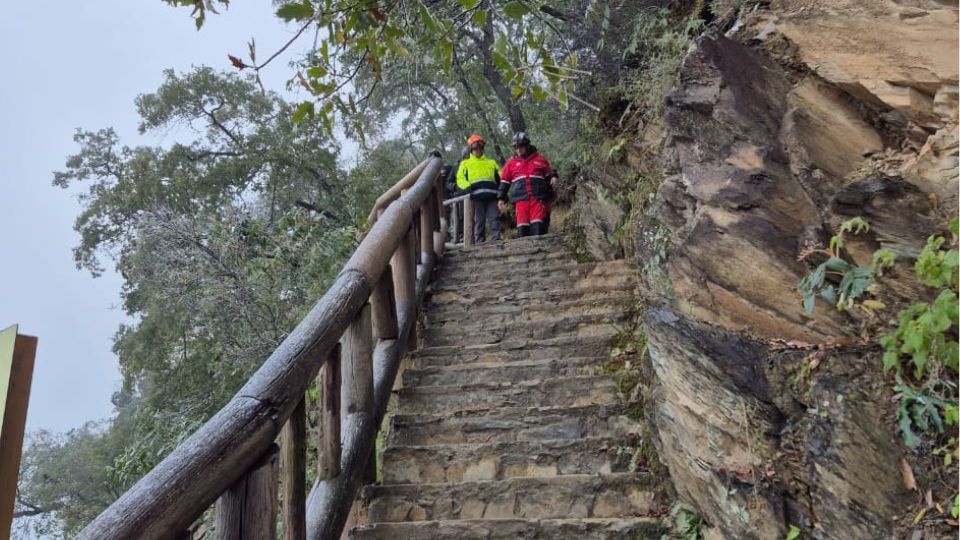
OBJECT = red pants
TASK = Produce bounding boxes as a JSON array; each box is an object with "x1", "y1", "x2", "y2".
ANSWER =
[{"x1": 514, "y1": 199, "x2": 548, "y2": 226}]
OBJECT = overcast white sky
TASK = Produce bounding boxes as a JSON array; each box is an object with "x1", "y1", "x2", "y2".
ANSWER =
[{"x1": 0, "y1": 1, "x2": 310, "y2": 433}]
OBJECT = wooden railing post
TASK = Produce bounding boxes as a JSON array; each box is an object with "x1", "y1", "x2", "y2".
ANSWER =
[
  {"x1": 391, "y1": 226, "x2": 416, "y2": 312},
  {"x1": 370, "y1": 267, "x2": 398, "y2": 340},
  {"x1": 341, "y1": 304, "x2": 374, "y2": 418},
  {"x1": 318, "y1": 345, "x2": 341, "y2": 480},
  {"x1": 214, "y1": 445, "x2": 279, "y2": 540},
  {"x1": 420, "y1": 200, "x2": 434, "y2": 262},
  {"x1": 452, "y1": 202, "x2": 460, "y2": 245},
  {"x1": 432, "y1": 189, "x2": 445, "y2": 257},
  {"x1": 281, "y1": 400, "x2": 306, "y2": 540},
  {"x1": 463, "y1": 196, "x2": 474, "y2": 248}
]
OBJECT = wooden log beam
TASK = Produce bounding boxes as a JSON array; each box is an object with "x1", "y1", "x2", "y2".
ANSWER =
[
  {"x1": 420, "y1": 197, "x2": 435, "y2": 261},
  {"x1": 305, "y1": 260, "x2": 433, "y2": 540},
  {"x1": 281, "y1": 400, "x2": 306, "y2": 540},
  {"x1": 463, "y1": 197, "x2": 475, "y2": 248},
  {"x1": 341, "y1": 304, "x2": 373, "y2": 418},
  {"x1": 318, "y1": 346, "x2": 341, "y2": 480},
  {"x1": 77, "y1": 157, "x2": 443, "y2": 540},
  {"x1": 366, "y1": 159, "x2": 428, "y2": 225},
  {"x1": 370, "y1": 267, "x2": 398, "y2": 340},
  {"x1": 214, "y1": 445, "x2": 279, "y2": 540}
]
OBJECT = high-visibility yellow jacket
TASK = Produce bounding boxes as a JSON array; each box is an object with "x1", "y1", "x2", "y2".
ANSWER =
[{"x1": 455, "y1": 154, "x2": 501, "y2": 201}]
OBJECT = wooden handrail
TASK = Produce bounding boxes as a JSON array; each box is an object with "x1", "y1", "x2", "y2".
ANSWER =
[
  {"x1": 441, "y1": 193, "x2": 470, "y2": 206},
  {"x1": 77, "y1": 157, "x2": 444, "y2": 540}
]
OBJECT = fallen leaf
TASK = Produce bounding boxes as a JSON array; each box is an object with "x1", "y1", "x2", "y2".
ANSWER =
[
  {"x1": 925, "y1": 489, "x2": 933, "y2": 508},
  {"x1": 900, "y1": 457, "x2": 917, "y2": 491},
  {"x1": 913, "y1": 507, "x2": 928, "y2": 525}
]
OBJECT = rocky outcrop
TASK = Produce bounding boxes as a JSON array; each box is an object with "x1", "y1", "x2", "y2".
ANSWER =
[{"x1": 641, "y1": 1, "x2": 958, "y2": 538}]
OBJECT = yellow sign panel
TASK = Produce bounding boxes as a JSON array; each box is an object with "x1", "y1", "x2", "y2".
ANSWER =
[{"x1": 0, "y1": 325, "x2": 16, "y2": 425}]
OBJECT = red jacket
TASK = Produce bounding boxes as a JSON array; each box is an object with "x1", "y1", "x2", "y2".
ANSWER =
[{"x1": 498, "y1": 149, "x2": 555, "y2": 203}]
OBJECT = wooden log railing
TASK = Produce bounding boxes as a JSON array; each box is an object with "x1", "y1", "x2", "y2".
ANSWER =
[
  {"x1": 442, "y1": 193, "x2": 473, "y2": 249},
  {"x1": 77, "y1": 156, "x2": 445, "y2": 540}
]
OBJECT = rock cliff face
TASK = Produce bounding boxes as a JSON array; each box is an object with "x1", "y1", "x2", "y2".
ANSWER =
[{"x1": 628, "y1": 1, "x2": 956, "y2": 538}]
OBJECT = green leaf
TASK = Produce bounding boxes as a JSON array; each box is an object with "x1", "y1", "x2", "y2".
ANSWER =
[
  {"x1": 531, "y1": 85, "x2": 547, "y2": 103},
  {"x1": 418, "y1": 2, "x2": 442, "y2": 33},
  {"x1": 511, "y1": 85, "x2": 525, "y2": 99},
  {"x1": 441, "y1": 39, "x2": 453, "y2": 74},
  {"x1": 291, "y1": 100, "x2": 315, "y2": 123},
  {"x1": 277, "y1": 1, "x2": 315, "y2": 22},
  {"x1": 882, "y1": 350, "x2": 900, "y2": 374},
  {"x1": 306, "y1": 66, "x2": 327, "y2": 79},
  {"x1": 503, "y1": 1, "x2": 531, "y2": 19},
  {"x1": 802, "y1": 294, "x2": 815, "y2": 315},
  {"x1": 825, "y1": 256, "x2": 852, "y2": 273},
  {"x1": 785, "y1": 525, "x2": 801, "y2": 540},
  {"x1": 820, "y1": 284, "x2": 836, "y2": 306},
  {"x1": 899, "y1": 406, "x2": 921, "y2": 448},
  {"x1": 458, "y1": 0, "x2": 480, "y2": 9},
  {"x1": 471, "y1": 9, "x2": 487, "y2": 27}
]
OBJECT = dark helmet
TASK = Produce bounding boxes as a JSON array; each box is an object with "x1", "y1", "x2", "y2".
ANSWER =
[{"x1": 512, "y1": 132, "x2": 531, "y2": 147}]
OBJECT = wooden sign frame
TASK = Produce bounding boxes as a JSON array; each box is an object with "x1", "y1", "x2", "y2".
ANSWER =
[{"x1": 0, "y1": 325, "x2": 37, "y2": 539}]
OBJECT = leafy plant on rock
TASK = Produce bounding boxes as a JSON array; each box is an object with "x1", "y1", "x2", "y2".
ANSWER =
[
  {"x1": 796, "y1": 217, "x2": 885, "y2": 314},
  {"x1": 880, "y1": 219, "x2": 959, "y2": 448}
]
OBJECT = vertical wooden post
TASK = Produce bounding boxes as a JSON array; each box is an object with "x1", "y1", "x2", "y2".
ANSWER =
[
  {"x1": 391, "y1": 226, "x2": 416, "y2": 312},
  {"x1": 341, "y1": 304, "x2": 374, "y2": 418},
  {"x1": 370, "y1": 267, "x2": 398, "y2": 340},
  {"x1": 214, "y1": 445, "x2": 279, "y2": 540},
  {"x1": 0, "y1": 328, "x2": 36, "y2": 540},
  {"x1": 452, "y1": 202, "x2": 460, "y2": 245},
  {"x1": 420, "y1": 200, "x2": 434, "y2": 262},
  {"x1": 318, "y1": 345, "x2": 341, "y2": 480},
  {"x1": 432, "y1": 190, "x2": 445, "y2": 257},
  {"x1": 412, "y1": 211, "x2": 422, "y2": 265},
  {"x1": 463, "y1": 197, "x2": 475, "y2": 248},
  {"x1": 280, "y1": 399, "x2": 306, "y2": 540}
]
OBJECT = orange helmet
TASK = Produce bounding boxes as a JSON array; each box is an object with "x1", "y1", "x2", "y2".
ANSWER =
[{"x1": 466, "y1": 134, "x2": 485, "y2": 147}]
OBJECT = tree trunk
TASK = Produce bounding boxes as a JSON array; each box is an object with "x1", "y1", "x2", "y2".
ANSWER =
[{"x1": 480, "y1": 19, "x2": 527, "y2": 136}]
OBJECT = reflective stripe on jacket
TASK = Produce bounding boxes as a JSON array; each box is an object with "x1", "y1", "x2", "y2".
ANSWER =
[
  {"x1": 498, "y1": 150, "x2": 554, "y2": 203},
  {"x1": 455, "y1": 154, "x2": 502, "y2": 201}
]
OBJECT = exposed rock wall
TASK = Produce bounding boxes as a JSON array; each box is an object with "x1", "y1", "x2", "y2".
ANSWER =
[{"x1": 637, "y1": 1, "x2": 957, "y2": 538}]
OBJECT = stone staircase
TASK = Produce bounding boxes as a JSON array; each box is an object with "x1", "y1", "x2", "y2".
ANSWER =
[{"x1": 350, "y1": 234, "x2": 666, "y2": 539}]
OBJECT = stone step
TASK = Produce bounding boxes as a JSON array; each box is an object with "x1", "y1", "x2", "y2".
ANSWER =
[
  {"x1": 358, "y1": 473, "x2": 658, "y2": 523},
  {"x1": 422, "y1": 311, "x2": 628, "y2": 348},
  {"x1": 381, "y1": 437, "x2": 638, "y2": 484},
  {"x1": 402, "y1": 355, "x2": 621, "y2": 387},
  {"x1": 440, "y1": 249, "x2": 570, "y2": 270},
  {"x1": 425, "y1": 293, "x2": 636, "y2": 326},
  {"x1": 431, "y1": 260, "x2": 635, "y2": 292},
  {"x1": 349, "y1": 517, "x2": 666, "y2": 539},
  {"x1": 409, "y1": 334, "x2": 617, "y2": 369},
  {"x1": 443, "y1": 234, "x2": 565, "y2": 258},
  {"x1": 436, "y1": 255, "x2": 576, "y2": 282},
  {"x1": 426, "y1": 283, "x2": 635, "y2": 318},
  {"x1": 397, "y1": 375, "x2": 620, "y2": 415},
  {"x1": 389, "y1": 403, "x2": 643, "y2": 446},
  {"x1": 424, "y1": 302, "x2": 633, "y2": 337}
]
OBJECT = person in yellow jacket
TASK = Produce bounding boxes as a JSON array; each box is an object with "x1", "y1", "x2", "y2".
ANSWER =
[{"x1": 456, "y1": 134, "x2": 502, "y2": 243}]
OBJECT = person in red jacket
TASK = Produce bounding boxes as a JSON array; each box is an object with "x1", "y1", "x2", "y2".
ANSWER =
[{"x1": 497, "y1": 132, "x2": 557, "y2": 237}]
